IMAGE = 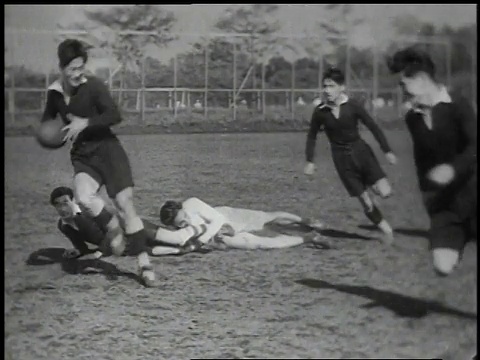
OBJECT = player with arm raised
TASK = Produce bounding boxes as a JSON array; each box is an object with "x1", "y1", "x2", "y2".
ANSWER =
[
  {"x1": 304, "y1": 68, "x2": 397, "y2": 244},
  {"x1": 387, "y1": 46, "x2": 477, "y2": 276},
  {"x1": 39, "y1": 39, "x2": 156, "y2": 286}
]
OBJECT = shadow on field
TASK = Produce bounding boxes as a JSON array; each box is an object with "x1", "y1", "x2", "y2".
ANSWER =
[
  {"x1": 26, "y1": 247, "x2": 143, "y2": 283},
  {"x1": 267, "y1": 222, "x2": 373, "y2": 241},
  {"x1": 296, "y1": 279, "x2": 477, "y2": 320},
  {"x1": 358, "y1": 224, "x2": 428, "y2": 238}
]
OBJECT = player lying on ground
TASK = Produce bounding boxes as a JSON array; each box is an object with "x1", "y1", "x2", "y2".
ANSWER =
[
  {"x1": 387, "y1": 46, "x2": 477, "y2": 276},
  {"x1": 41, "y1": 39, "x2": 155, "y2": 286},
  {"x1": 157, "y1": 197, "x2": 329, "y2": 250},
  {"x1": 304, "y1": 67, "x2": 398, "y2": 244},
  {"x1": 50, "y1": 186, "x2": 206, "y2": 259}
]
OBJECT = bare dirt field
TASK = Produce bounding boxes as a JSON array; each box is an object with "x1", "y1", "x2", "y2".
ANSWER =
[{"x1": 4, "y1": 131, "x2": 477, "y2": 359}]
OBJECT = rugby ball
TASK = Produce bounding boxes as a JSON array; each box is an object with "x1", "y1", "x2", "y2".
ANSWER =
[{"x1": 35, "y1": 117, "x2": 67, "y2": 149}]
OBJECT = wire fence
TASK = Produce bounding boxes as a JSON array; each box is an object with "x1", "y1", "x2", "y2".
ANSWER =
[{"x1": 4, "y1": 28, "x2": 476, "y2": 127}]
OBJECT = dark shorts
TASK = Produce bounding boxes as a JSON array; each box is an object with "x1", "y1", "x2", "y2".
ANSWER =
[
  {"x1": 332, "y1": 141, "x2": 386, "y2": 197},
  {"x1": 71, "y1": 137, "x2": 134, "y2": 198},
  {"x1": 423, "y1": 172, "x2": 477, "y2": 251}
]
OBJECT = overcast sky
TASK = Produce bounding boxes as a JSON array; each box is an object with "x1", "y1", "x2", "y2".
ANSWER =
[{"x1": 5, "y1": 4, "x2": 477, "y2": 72}]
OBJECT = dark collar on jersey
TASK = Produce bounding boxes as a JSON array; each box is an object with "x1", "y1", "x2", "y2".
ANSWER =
[
  {"x1": 317, "y1": 93, "x2": 349, "y2": 110},
  {"x1": 410, "y1": 85, "x2": 452, "y2": 114},
  {"x1": 48, "y1": 76, "x2": 88, "y2": 94}
]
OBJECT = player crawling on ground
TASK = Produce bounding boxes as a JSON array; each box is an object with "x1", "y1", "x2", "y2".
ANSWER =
[
  {"x1": 387, "y1": 46, "x2": 477, "y2": 276},
  {"x1": 50, "y1": 186, "x2": 206, "y2": 259},
  {"x1": 155, "y1": 197, "x2": 329, "y2": 250},
  {"x1": 304, "y1": 68, "x2": 397, "y2": 244},
  {"x1": 41, "y1": 39, "x2": 155, "y2": 286}
]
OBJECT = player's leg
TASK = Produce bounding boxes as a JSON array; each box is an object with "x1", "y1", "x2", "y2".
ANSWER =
[
  {"x1": 73, "y1": 171, "x2": 124, "y2": 254},
  {"x1": 429, "y1": 212, "x2": 466, "y2": 276},
  {"x1": 217, "y1": 227, "x2": 330, "y2": 250},
  {"x1": 220, "y1": 232, "x2": 305, "y2": 250},
  {"x1": 360, "y1": 147, "x2": 394, "y2": 244},
  {"x1": 358, "y1": 191, "x2": 394, "y2": 245},
  {"x1": 113, "y1": 187, "x2": 155, "y2": 285},
  {"x1": 150, "y1": 245, "x2": 182, "y2": 256},
  {"x1": 371, "y1": 177, "x2": 393, "y2": 199},
  {"x1": 266, "y1": 211, "x2": 324, "y2": 230},
  {"x1": 99, "y1": 139, "x2": 156, "y2": 287}
]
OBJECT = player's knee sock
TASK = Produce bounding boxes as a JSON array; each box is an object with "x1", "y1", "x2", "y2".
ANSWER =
[
  {"x1": 124, "y1": 216, "x2": 149, "y2": 256},
  {"x1": 364, "y1": 204, "x2": 383, "y2": 226},
  {"x1": 365, "y1": 205, "x2": 394, "y2": 241}
]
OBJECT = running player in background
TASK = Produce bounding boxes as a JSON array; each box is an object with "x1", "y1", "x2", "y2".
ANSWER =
[
  {"x1": 158, "y1": 197, "x2": 328, "y2": 250},
  {"x1": 304, "y1": 68, "x2": 398, "y2": 244},
  {"x1": 387, "y1": 46, "x2": 477, "y2": 276},
  {"x1": 41, "y1": 39, "x2": 155, "y2": 286}
]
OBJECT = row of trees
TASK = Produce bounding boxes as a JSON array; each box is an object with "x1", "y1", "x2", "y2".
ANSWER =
[{"x1": 5, "y1": 5, "x2": 476, "y2": 107}]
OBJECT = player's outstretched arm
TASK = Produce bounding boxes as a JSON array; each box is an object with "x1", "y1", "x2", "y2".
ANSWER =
[
  {"x1": 356, "y1": 102, "x2": 393, "y2": 155},
  {"x1": 305, "y1": 107, "x2": 324, "y2": 174}
]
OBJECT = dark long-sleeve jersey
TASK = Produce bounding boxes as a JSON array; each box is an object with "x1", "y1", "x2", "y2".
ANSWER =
[
  {"x1": 405, "y1": 95, "x2": 477, "y2": 192},
  {"x1": 41, "y1": 75, "x2": 122, "y2": 154},
  {"x1": 58, "y1": 213, "x2": 105, "y2": 255},
  {"x1": 306, "y1": 99, "x2": 392, "y2": 162}
]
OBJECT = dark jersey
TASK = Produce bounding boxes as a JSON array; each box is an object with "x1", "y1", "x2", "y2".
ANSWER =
[
  {"x1": 405, "y1": 95, "x2": 477, "y2": 192},
  {"x1": 306, "y1": 99, "x2": 392, "y2": 162},
  {"x1": 58, "y1": 213, "x2": 105, "y2": 254},
  {"x1": 41, "y1": 75, "x2": 122, "y2": 156}
]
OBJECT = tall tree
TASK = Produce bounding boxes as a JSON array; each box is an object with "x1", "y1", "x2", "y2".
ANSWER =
[
  {"x1": 57, "y1": 5, "x2": 176, "y2": 105},
  {"x1": 214, "y1": 5, "x2": 287, "y2": 105}
]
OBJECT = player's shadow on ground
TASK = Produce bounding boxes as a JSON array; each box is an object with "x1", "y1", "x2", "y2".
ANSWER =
[
  {"x1": 26, "y1": 247, "x2": 143, "y2": 283},
  {"x1": 358, "y1": 224, "x2": 428, "y2": 238},
  {"x1": 268, "y1": 222, "x2": 373, "y2": 241},
  {"x1": 295, "y1": 278, "x2": 477, "y2": 320}
]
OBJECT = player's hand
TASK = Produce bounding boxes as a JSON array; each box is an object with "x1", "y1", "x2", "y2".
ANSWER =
[
  {"x1": 385, "y1": 152, "x2": 397, "y2": 165},
  {"x1": 63, "y1": 248, "x2": 81, "y2": 259},
  {"x1": 427, "y1": 164, "x2": 455, "y2": 186},
  {"x1": 62, "y1": 114, "x2": 89, "y2": 142},
  {"x1": 304, "y1": 162, "x2": 315, "y2": 176}
]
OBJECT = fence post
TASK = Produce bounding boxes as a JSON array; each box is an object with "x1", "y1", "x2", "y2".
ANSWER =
[
  {"x1": 11, "y1": 31, "x2": 17, "y2": 125},
  {"x1": 141, "y1": 56, "x2": 145, "y2": 124},
  {"x1": 233, "y1": 41, "x2": 237, "y2": 121},
  {"x1": 261, "y1": 62, "x2": 266, "y2": 121},
  {"x1": 291, "y1": 61, "x2": 295, "y2": 122},
  {"x1": 204, "y1": 37, "x2": 209, "y2": 119},
  {"x1": 372, "y1": 43, "x2": 379, "y2": 119},
  {"x1": 173, "y1": 54, "x2": 178, "y2": 120}
]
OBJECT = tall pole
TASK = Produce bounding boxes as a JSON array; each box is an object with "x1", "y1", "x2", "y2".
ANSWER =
[
  {"x1": 261, "y1": 61, "x2": 266, "y2": 121},
  {"x1": 11, "y1": 31, "x2": 17, "y2": 124},
  {"x1": 372, "y1": 43, "x2": 379, "y2": 119},
  {"x1": 233, "y1": 42, "x2": 237, "y2": 121},
  {"x1": 204, "y1": 37, "x2": 209, "y2": 119},
  {"x1": 291, "y1": 61, "x2": 295, "y2": 122},
  {"x1": 140, "y1": 56, "x2": 146, "y2": 124},
  {"x1": 173, "y1": 54, "x2": 178, "y2": 119}
]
